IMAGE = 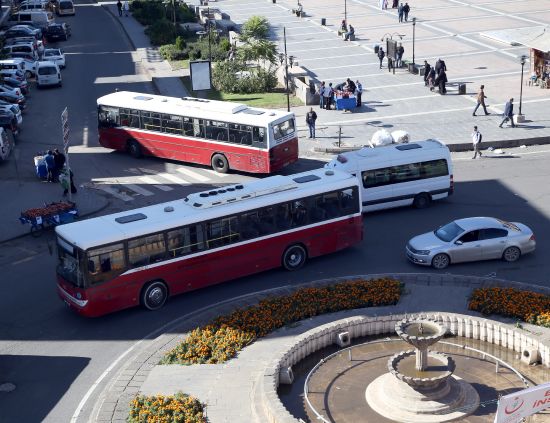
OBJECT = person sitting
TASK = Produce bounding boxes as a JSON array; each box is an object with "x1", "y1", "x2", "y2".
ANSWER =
[
  {"x1": 295, "y1": 1, "x2": 303, "y2": 16},
  {"x1": 344, "y1": 24, "x2": 355, "y2": 41},
  {"x1": 338, "y1": 20, "x2": 347, "y2": 36}
]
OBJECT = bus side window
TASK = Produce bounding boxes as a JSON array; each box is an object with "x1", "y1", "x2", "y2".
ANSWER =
[
  {"x1": 252, "y1": 127, "x2": 266, "y2": 148},
  {"x1": 128, "y1": 234, "x2": 166, "y2": 268},
  {"x1": 339, "y1": 187, "x2": 359, "y2": 214},
  {"x1": 206, "y1": 217, "x2": 239, "y2": 249},
  {"x1": 98, "y1": 106, "x2": 119, "y2": 128},
  {"x1": 86, "y1": 243, "x2": 126, "y2": 285},
  {"x1": 167, "y1": 226, "x2": 204, "y2": 257},
  {"x1": 193, "y1": 118, "x2": 204, "y2": 138}
]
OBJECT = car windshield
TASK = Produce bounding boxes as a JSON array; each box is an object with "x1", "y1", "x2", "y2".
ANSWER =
[
  {"x1": 38, "y1": 66, "x2": 57, "y2": 75},
  {"x1": 434, "y1": 221, "x2": 465, "y2": 242},
  {"x1": 45, "y1": 50, "x2": 59, "y2": 56}
]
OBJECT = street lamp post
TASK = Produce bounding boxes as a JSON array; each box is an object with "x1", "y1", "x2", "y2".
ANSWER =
[
  {"x1": 412, "y1": 17, "x2": 416, "y2": 66},
  {"x1": 278, "y1": 27, "x2": 294, "y2": 112},
  {"x1": 344, "y1": 0, "x2": 347, "y2": 25},
  {"x1": 519, "y1": 55, "x2": 527, "y2": 116}
]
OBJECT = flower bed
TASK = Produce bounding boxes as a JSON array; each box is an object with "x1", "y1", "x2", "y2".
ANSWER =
[
  {"x1": 162, "y1": 278, "x2": 402, "y2": 365},
  {"x1": 468, "y1": 287, "x2": 550, "y2": 324},
  {"x1": 128, "y1": 392, "x2": 206, "y2": 423}
]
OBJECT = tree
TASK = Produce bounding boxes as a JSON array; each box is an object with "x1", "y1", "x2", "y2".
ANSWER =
[
  {"x1": 237, "y1": 39, "x2": 277, "y2": 68},
  {"x1": 240, "y1": 16, "x2": 269, "y2": 41}
]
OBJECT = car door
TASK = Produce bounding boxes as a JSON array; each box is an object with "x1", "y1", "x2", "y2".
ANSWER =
[
  {"x1": 478, "y1": 228, "x2": 509, "y2": 260},
  {"x1": 450, "y1": 230, "x2": 481, "y2": 263}
]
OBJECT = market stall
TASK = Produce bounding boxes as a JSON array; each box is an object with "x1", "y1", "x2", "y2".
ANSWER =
[
  {"x1": 334, "y1": 92, "x2": 357, "y2": 111},
  {"x1": 19, "y1": 201, "x2": 78, "y2": 237}
]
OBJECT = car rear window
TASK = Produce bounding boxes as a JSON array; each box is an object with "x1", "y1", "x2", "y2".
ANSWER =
[{"x1": 38, "y1": 66, "x2": 57, "y2": 75}]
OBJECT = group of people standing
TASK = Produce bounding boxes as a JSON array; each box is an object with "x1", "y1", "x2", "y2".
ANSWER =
[
  {"x1": 397, "y1": 2, "x2": 411, "y2": 22},
  {"x1": 318, "y1": 79, "x2": 363, "y2": 111},
  {"x1": 43, "y1": 149, "x2": 77, "y2": 196},
  {"x1": 116, "y1": 0, "x2": 129, "y2": 17},
  {"x1": 423, "y1": 59, "x2": 448, "y2": 94}
]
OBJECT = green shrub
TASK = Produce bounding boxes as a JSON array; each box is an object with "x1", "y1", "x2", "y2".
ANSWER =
[
  {"x1": 145, "y1": 19, "x2": 177, "y2": 45},
  {"x1": 159, "y1": 44, "x2": 188, "y2": 60},
  {"x1": 175, "y1": 36, "x2": 186, "y2": 50},
  {"x1": 218, "y1": 38, "x2": 231, "y2": 52},
  {"x1": 131, "y1": 0, "x2": 165, "y2": 26},
  {"x1": 212, "y1": 61, "x2": 277, "y2": 94},
  {"x1": 177, "y1": 3, "x2": 195, "y2": 23}
]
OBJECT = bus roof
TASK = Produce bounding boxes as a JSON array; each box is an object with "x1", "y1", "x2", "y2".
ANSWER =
[
  {"x1": 56, "y1": 169, "x2": 359, "y2": 251},
  {"x1": 96, "y1": 91, "x2": 294, "y2": 127},
  {"x1": 326, "y1": 139, "x2": 450, "y2": 170}
]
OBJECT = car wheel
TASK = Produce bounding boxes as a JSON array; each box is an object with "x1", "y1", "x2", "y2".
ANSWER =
[
  {"x1": 431, "y1": 253, "x2": 450, "y2": 269},
  {"x1": 502, "y1": 246, "x2": 521, "y2": 263},
  {"x1": 282, "y1": 244, "x2": 307, "y2": 271},
  {"x1": 413, "y1": 193, "x2": 431, "y2": 209},
  {"x1": 128, "y1": 140, "x2": 142, "y2": 158},
  {"x1": 211, "y1": 153, "x2": 229, "y2": 173},
  {"x1": 141, "y1": 281, "x2": 168, "y2": 311}
]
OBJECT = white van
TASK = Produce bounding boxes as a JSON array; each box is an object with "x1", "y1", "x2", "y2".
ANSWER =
[
  {"x1": 6, "y1": 11, "x2": 55, "y2": 30},
  {"x1": 36, "y1": 60, "x2": 61, "y2": 87},
  {"x1": 325, "y1": 139, "x2": 453, "y2": 212},
  {"x1": 18, "y1": 2, "x2": 48, "y2": 11},
  {"x1": 2, "y1": 42, "x2": 39, "y2": 61},
  {"x1": 56, "y1": 0, "x2": 75, "y2": 16}
]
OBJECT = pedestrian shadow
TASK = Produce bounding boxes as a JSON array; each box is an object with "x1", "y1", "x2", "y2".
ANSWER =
[
  {"x1": 518, "y1": 124, "x2": 547, "y2": 130},
  {"x1": 482, "y1": 155, "x2": 520, "y2": 159}
]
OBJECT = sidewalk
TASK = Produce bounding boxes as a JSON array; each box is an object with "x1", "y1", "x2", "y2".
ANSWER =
[{"x1": 91, "y1": 273, "x2": 550, "y2": 423}]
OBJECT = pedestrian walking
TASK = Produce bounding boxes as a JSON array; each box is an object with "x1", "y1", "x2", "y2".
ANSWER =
[
  {"x1": 318, "y1": 81, "x2": 325, "y2": 110},
  {"x1": 396, "y1": 44, "x2": 404, "y2": 67},
  {"x1": 435, "y1": 69, "x2": 447, "y2": 94},
  {"x1": 306, "y1": 107, "x2": 317, "y2": 139},
  {"x1": 43, "y1": 150, "x2": 55, "y2": 182},
  {"x1": 499, "y1": 98, "x2": 516, "y2": 128},
  {"x1": 423, "y1": 60, "x2": 431, "y2": 86},
  {"x1": 323, "y1": 83, "x2": 334, "y2": 110},
  {"x1": 427, "y1": 67, "x2": 436, "y2": 91},
  {"x1": 116, "y1": 0, "x2": 122, "y2": 17},
  {"x1": 392, "y1": 0, "x2": 398, "y2": 7},
  {"x1": 378, "y1": 47, "x2": 385, "y2": 68},
  {"x1": 355, "y1": 80, "x2": 363, "y2": 107},
  {"x1": 471, "y1": 126, "x2": 482, "y2": 159},
  {"x1": 60, "y1": 167, "x2": 77, "y2": 196},
  {"x1": 403, "y1": 2, "x2": 410, "y2": 21},
  {"x1": 472, "y1": 85, "x2": 490, "y2": 116},
  {"x1": 53, "y1": 148, "x2": 66, "y2": 182},
  {"x1": 123, "y1": 0, "x2": 128, "y2": 17},
  {"x1": 398, "y1": 3, "x2": 404, "y2": 22},
  {"x1": 435, "y1": 58, "x2": 447, "y2": 75}
]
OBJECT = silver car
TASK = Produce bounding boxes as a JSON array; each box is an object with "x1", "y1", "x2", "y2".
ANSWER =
[{"x1": 406, "y1": 217, "x2": 536, "y2": 269}]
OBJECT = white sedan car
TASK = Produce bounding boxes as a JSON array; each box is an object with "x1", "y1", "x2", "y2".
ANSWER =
[
  {"x1": 406, "y1": 217, "x2": 536, "y2": 269},
  {"x1": 42, "y1": 48, "x2": 66, "y2": 69}
]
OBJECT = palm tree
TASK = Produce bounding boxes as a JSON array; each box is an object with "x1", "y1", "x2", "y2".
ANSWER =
[
  {"x1": 238, "y1": 39, "x2": 277, "y2": 68},
  {"x1": 240, "y1": 16, "x2": 269, "y2": 42}
]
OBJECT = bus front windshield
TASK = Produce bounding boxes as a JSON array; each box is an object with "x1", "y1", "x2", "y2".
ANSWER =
[{"x1": 57, "y1": 237, "x2": 84, "y2": 288}]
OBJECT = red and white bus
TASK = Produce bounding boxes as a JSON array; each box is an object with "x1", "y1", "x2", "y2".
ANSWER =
[
  {"x1": 56, "y1": 169, "x2": 363, "y2": 317},
  {"x1": 96, "y1": 91, "x2": 298, "y2": 174}
]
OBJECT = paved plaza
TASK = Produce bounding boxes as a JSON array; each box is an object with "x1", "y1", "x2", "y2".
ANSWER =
[{"x1": 217, "y1": 0, "x2": 550, "y2": 152}]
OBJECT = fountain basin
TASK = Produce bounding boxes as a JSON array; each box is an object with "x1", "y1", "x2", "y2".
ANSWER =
[
  {"x1": 389, "y1": 350, "x2": 456, "y2": 390},
  {"x1": 395, "y1": 319, "x2": 447, "y2": 350}
]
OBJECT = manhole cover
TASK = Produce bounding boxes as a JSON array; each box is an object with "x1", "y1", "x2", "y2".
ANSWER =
[{"x1": 0, "y1": 383, "x2": 16, "y2": 392}]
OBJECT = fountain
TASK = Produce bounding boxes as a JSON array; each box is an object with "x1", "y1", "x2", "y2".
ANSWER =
[{"x1": 365, "y1": 319, "x2": 480, "y2": 422}]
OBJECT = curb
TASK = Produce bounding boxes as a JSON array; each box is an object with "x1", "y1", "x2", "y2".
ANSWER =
[{"x1": 90, "y1": 273, "x2": 550, "y2": 422}]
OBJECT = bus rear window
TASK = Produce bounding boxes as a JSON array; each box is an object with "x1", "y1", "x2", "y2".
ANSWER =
[{"x1": 272, "y1": 118, "x2": 295, "y2": 141}]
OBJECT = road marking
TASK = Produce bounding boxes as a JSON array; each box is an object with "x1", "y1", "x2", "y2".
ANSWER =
[
  {"x1": 454, "y1": 149, "x2": 550, "y2": 161},
  {"x1": 124, "y1": 184, "x2": 155, "y2": 197},
  {"x1": 12, "y1": 256, "x2": 35, "y2": 266},
  {"x1": 82, "y1": 126, "x2": 88, "y2": 148},
  {"x1": 92, "y1": 184, "x2": 134, "y2": 201},
  {"x1": 155, "y1": 172, "x2": 191, "y2": 186},
  {"x1": 139, "y1": 176, "x2": 173, "y2": 191},
  {"x1": 176, "y1": 167, "x2": 211, "y2": 182}
]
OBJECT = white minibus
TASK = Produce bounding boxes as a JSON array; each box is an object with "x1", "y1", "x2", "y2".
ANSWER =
[{"x1": 325, "y1": 139, "x2": 453, "y2": 212}]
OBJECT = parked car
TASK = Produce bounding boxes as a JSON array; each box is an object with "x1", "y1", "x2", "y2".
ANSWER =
[
  {"x1": 55, "y1": 0, "x2": 75, "y2": 16},
  {"x1": 0, "y1": 91, "x2": 26, "y2": 109},
  {"x1": 5, "y1": 11, "x2": 55, "y2": 31},
  {"x1": 406, "y1": 217, "x2": 536, "y2": 269},
  {"x1": 4, "y1": 36, "x2": 44, "y2": 56},
  {"x1": 36, "y1": 60, "x2": 61, "y2": 87},
  {"x1": 0, "y1": 127, "x2": 16, "y2": 161},
  {"x1": 2, "y1": 55, "x2": 38, "y2": 78},
  {"x1": 45, "y1": 22, "x2": 70, "y2": 41},
  {"x1": 0, "y1": 68, "x2": 26, "y2": 82},
  {"x1": 3, "y1": 25, "x2": 43, "y2": 40},
  {"x1": 0, "y1": 108, "x2": 21, "y2": 133},
  {"x1": 2, "y1": 41, "x2": 39, "y2": 61},
  {"x1": 2, "y1": 77, "x2": 30, "y2": 96},
  {"x1": 0, "y1": 84, "x2": 24, "y2": 98},
  {"x1": 0, "y1": 101, "x2": 23, "y2": 125},
  {"x1": 42, "y1": 48, "x2": 65, "y2": 68}
]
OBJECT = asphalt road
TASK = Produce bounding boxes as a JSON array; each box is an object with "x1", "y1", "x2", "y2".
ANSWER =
[{"x1": 1, "y1": 3, "x2": 550, "y2": 423}]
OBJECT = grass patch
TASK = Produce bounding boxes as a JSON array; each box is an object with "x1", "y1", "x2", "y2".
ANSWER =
[
  {"x1": 169, "y1": 59, "x2": 189, "y2": 70},
  {"x1": 181, "y1": 76, "x2": 303, "y2": 108}
]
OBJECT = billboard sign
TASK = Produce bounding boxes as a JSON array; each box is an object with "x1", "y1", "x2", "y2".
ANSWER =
[
  {"x1": 495, "y1": 382, "x2": 550, "y2": 423},
  {"x1": 190, "y1": 60, "x2": 212, "y2": 91}
]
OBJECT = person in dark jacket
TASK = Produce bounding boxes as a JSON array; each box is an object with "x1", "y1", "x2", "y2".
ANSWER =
[
  {"x1": 435, "y1": 58, "x2": 447, "y2": 75},
  {"x1": 53, "y1": 148, "x2": 65, "y2": 182},
  {"x1": 346, "y1": 78, "x2": 356, "y2": 93},
  {"x1": 44, "y1": 150, "x2": 55, "y2": 182},
  {"x1": 305, "y1": 107, "x2": 317, "y2": 139},
  {"x1": 423, "y1": 60, "x2": 431, "y2": 86},
  {"x1": 398, "y1": 3, "x2": 404, "y2": 22},
  {"x1": 403, "y1": 2, "x2": 410, "y2": 21},
  {"x1": 116, "y1": 0, "x2": 122, "y2": 16},
  {"x1": 499, "y1": 98, "x2": 516, "y2": 128},
  {"x1": 435, "y1": 69, "x2": 447, "y2": 94},
  {"x1": 378, "y1": 47, "x2": 385, "y2": 68}
]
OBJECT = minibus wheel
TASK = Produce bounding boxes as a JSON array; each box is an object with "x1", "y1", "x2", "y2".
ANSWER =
[
  {"x1": 128, "y1": 140, "x2": 142, "y2": 158},
  {"x1": 413, "y1": 193, "x2": 431, "y2": 209},
  {"x1": 141, "y1": 281, "x2": 168, "y2": 311},
  {"x1": 282, "y1": 244, "x2": 307, "y2": 271}
]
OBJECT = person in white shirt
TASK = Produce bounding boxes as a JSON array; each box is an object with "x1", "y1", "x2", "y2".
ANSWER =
[
  {"x1": 471, "y1": 125, "x2": 482, "y2": 159},
  {"x1": 123, "y1": 0, "x2": 129, "y2": 16}
]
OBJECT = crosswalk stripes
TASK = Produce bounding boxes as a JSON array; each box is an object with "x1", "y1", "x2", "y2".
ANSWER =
[
  {"x1": 155, "y1": 172, "x2": 191, "y2": 186},
  {"x1": 139, "y1": 176, "x2": 174, "y2": 191},
  {"x1": 175, "y1": 167, "x2": 211, "y2": 182},
  {"x1": 124, "y1": 184, "x2": 155, "y2": 197},
  {"x1": 93, "y1": 185, "x2": 134, "y2": 202}
]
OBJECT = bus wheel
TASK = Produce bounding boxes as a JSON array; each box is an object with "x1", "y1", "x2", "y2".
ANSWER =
[
  {"x1": 282, "y1": 244, "x2": 307, "y2": 271},
  {"x1": 413, "y1": 193, "x2": 431, "y2": 209},
  {"x1": 128, "y1": 140, "x2": 142, "y2": 158},
  {"x1": 211, "y1": 153, "x2": 229, "y2": 173},
  {"x1": 141, "y1": 281, "x2": 168, "y2": 311}
]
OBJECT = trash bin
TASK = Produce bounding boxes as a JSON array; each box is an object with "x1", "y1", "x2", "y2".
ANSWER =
[
  {"x1": 458, "y1": 83, "x2": 466, "y2": 95},
  {"x1": 321, "y1": 18, "x2": 326, "y2": 26},
  {"x1": 374, "y1": 44, "x2": 379, "y2": 54}
]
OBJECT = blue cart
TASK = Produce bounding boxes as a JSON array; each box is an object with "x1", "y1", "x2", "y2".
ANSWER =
[{"x1": 19, "y1": 202, "x2": 78, "y2": 237}]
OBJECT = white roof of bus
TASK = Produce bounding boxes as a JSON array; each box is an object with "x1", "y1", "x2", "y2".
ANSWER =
[
  {"x1": 96, "y1": 91, "x2": 294, "y2": 127},
  {"x1": 56, "y1": 169, "x2": 359, "y2": 251},
  {"x1": 326, "y1": 139, "x2": 450, "y2": 170}
]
